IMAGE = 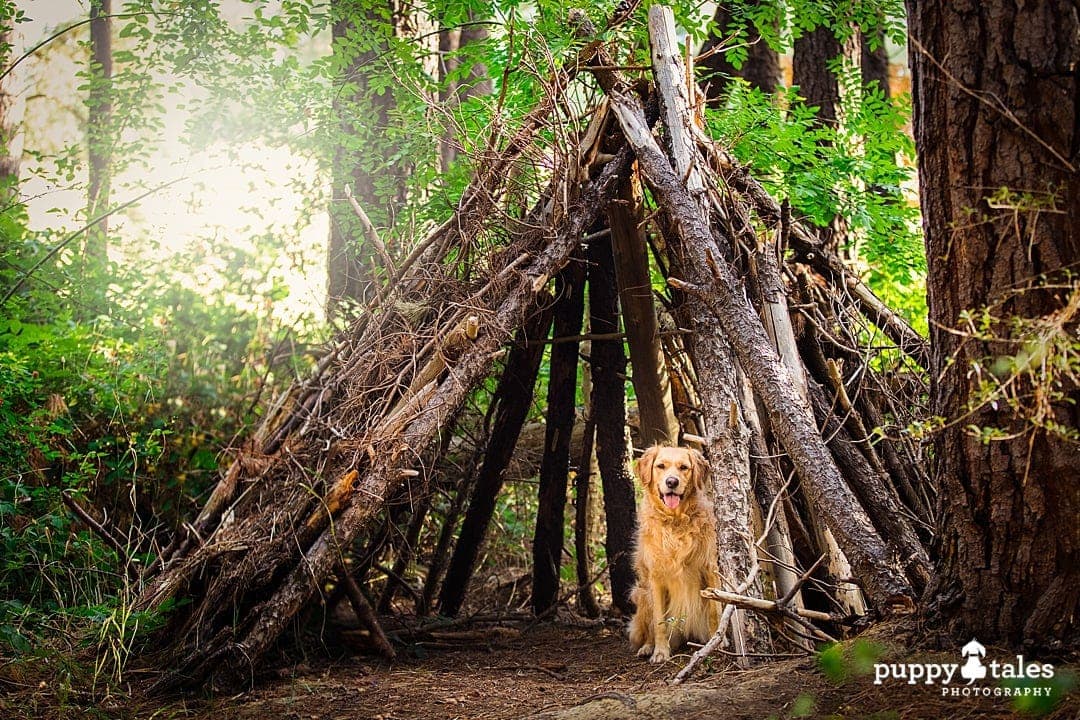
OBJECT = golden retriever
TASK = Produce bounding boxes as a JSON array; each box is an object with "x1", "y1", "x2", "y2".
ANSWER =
[{"x1": 628, "y1": 444, "x2": 720, "y2": 663}]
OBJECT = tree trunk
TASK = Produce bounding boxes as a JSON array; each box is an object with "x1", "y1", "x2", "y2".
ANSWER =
[
  {"x1": 327, "y1": 1, "x2": 407, "y2": 317},
  {"x1": 531, "y1": 255, "x2": 586, "y2": 617},
  {"x1": 438, "y1": 12, "x2": 491, "y2": 170},
  {"x1": 0, "y1": 21, "x2": 24, "y2": 204},
  {"x1": 860, "y1": 27, "x2": 890, "y2": 100},
  {"x1": 792, "y1": 22, "x2": 857, "y2": 254},
  {"x1": 437, "y1": 300, "x2": 554, "y2": 617},
  {"x1": 85, "y1": 0, "x2": 112, "y2": 263},
  {"x1": 587, "y1": 233, "x2": 637, "y2": 615},
  {"x1": 908, "y1": 0, "x2": 1080, "y2": 650},
  {"x1": 608, "y1": 175, "x2": 678, "y2": 446},
  {"x1": 699, "y1": 2, "x2": 780, "y2": 102}
]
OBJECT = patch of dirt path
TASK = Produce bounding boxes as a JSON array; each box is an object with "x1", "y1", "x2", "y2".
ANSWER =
[{"x1": 181, "y1": 621, "x2": 1076, "y2": 720}]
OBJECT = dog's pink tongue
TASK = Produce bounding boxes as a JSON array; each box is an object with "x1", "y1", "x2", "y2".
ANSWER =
[{"x1": 663, "y1": 493, "x2": 681, "y2": 510}]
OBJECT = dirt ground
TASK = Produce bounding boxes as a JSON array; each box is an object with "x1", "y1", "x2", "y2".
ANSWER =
[
  {"x1": 3, "y1": 616, "x2": 1076, "y2": 719},
  {"x1": 166, "y1": 619, "x2": 1076, "y2": 720}
]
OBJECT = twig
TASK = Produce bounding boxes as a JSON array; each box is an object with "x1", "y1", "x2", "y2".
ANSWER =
[
  {"x1": 671, "y1": 564, "x2": 760, "y2": 684},
  {"x1": 701, "y1": 588, "x2": 837, "y2": 623},
  {"x1": 62, "y1": 492, "x2": 139, "y2": 581},
  {"x1": 2, "y1": 176, "x2": 190, "y2": 307},
  {"x1": 343, "y1": 185, "x2": 397, "y2": 277}
]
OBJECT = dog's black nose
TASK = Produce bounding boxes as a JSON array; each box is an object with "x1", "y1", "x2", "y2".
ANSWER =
[{"x1": 665, "y1": 476, "x2": 679, "y2": 489}]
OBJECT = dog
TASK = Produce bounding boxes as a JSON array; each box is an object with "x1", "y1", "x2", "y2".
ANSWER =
[{"x1": 628, "y1": 444, "x2": 720, "y2": 663}]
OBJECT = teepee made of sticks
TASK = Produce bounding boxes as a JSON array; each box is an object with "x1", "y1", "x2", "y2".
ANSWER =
[{"x1": 132, "y1": 6, "x2": 932, "y2": 692}]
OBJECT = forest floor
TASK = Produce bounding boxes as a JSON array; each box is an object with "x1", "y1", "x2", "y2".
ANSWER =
[
  {"x1": 3, "y1": 616, "x2": 1076, "y2": 719},
  {"x1": 163, "y1": 617, "x2": 1076, "y2": 720}
]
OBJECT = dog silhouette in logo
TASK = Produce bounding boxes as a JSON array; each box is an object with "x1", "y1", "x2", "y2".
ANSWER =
[{"x1": 960, "y1": 638, "x2": 987, "y2": 683}]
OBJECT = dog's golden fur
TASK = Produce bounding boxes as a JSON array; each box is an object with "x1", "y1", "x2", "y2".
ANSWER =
[{"x1": 628, "y1": 445, "x2": 720, "y2": 663}]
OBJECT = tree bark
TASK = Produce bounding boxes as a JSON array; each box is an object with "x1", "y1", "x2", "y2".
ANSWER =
[
  {"x1": 792, "y1": 22, "x2": 858, "y2": 254},
  {"x1": 437, "y1": 299, "x2": 554, "y2": 617},
  {"x1": 587, "y1": 233, "x2": 637, "y2": 615},
  {"x1": 908, "y1": 0, "x2": 1080, "y2": 649},
  {"x1": 699, "y1": 2, "x2": 780, "y2": 101},
  {"x1": 327, "y1": 0, "x2": 407, "y2": 317},
  {"x1": 860, "y1": 27, "x2": 890, "y2": 100},
  {"x1": 531, "y1": 254, "x2": 586, "y2": 617},
  {"x1": 608, "y1": 175, "x2": 678, "y2": 446},
  {"x1": 85, "y1": 0, "x2": 112, "y2": 262},
  {"x1": 438, "y1": 12, "x2": 491, "y2": 170}
]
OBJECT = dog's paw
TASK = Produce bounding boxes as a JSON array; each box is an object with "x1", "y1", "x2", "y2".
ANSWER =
[
  {"x1": 649, "y1": 647, "x2": 671, "y2": 664},
  {"x1": 636, "y1": 643, "x2": 653, "y2": 658}
]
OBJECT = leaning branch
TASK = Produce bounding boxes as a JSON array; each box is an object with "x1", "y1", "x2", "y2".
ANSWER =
[{"x1": 601, "y1": 79, "x2": 916, "y2": 613}]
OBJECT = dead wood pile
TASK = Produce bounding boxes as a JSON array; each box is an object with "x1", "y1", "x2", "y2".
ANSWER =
[{"x1": 131, "y1": 6, "x2": 934, "y2": 691}]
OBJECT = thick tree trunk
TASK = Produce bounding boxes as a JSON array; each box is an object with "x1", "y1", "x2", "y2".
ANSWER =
[
  {"x1": 437, "y1": 300, "x2": 554, "y2": 617},
  {"x1": 699, "y1": 2, "x2": 780, "y2": 101},
  {"x1": 587, "y1": 233, "x2": 638, "y2": 615},
  {"x1": 860, "y1": 28, "x2": 890, "y2": 100},
  {"x1": 86, "y1": 0, "x2": 112, "y2": 262},
  {"x1": 792, "y1": 22, "x2": 858, "y2": 255},
  {"x1": 908, "y1": 0, "x2": 1080, "y2": 649},
  {"x1": 792, "y1": 25, "x2": 847, "y2": 128},
  {"x1": 531, "y1": 255, "x2": 586, "y2": 617}
]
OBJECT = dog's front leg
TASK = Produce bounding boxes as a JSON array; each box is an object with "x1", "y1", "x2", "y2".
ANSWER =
[{"x1": 649, "y1": 584, "x2": 672, "y2": 663}]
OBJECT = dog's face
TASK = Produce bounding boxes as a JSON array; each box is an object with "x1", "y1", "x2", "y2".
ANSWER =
[{"x1": 636, "y1": 445, "x2": 708, "y2": 514}]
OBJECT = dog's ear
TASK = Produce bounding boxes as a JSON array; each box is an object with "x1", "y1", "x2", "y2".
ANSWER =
[
  {"x1": 689, "y1": 448, "x2": 709, "y2": 487},
  {"x1": 635, "y1": 445, "x2": 658, "y2": 488}
]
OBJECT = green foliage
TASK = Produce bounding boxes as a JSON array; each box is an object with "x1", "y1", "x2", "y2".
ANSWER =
[
  {"x1": 705, "y1": 77, "x2": 926, "y2": 330},
  {"x1": 1003, "y1": 669, "x2": 1077, "y2": 717},
  {"x1": 959, "y1": 277, "x2": 1080, "y2": 443},
  {"x1": 817, "y1": 639, "x2": 887, "y2": 683}
]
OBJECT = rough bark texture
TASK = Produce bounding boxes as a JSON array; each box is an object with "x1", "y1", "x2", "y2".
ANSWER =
[
  {"x1": 908, "y1": 0, "x2": 1080, "y2": 650},
  {"x1": 438, "y1": 300, "x2": 554, "y2": 617},
  {"x1": 699, "y1": 2, "x2": 780, "y2": 100},
  {"x1": 860, "y1": 27, "x2": 890, "y2": 100},
  {"x1": 792, "y1": 25, "x2": 846, "y2": 127},
  {"x1": 532, "y1": 255, "x2": 586, "y2": 616},
  {"x1": 792, "y1": 23, "x2": 858, "y2": 255},
  {"x1": 587, "y1": 234, "x2": 637, "y2": 615}
]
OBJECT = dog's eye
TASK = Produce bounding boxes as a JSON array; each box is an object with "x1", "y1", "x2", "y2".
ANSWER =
[
  {"x1": 679, "y1": 464, "x2": 689, "y2": 471},
  {"x1": 655, "y1": 462, "x2": 666, "y2": 469}
]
